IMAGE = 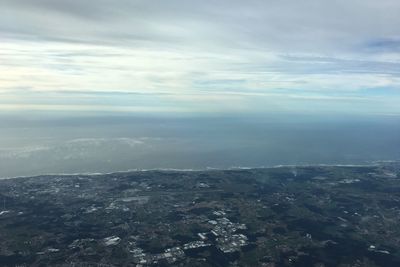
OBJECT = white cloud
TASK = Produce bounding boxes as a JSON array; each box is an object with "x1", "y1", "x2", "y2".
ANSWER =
[
  {"x1": 67, "y1": 138, "x2": 145, "y2": 147},
  {"x1": 0, "y1": 0, "x2": 399, "y2": 114}
]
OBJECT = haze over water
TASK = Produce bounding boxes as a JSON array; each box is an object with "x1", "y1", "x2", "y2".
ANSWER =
[{"x1": 1, "y1": 112, "x2": 399, "y2": 178}]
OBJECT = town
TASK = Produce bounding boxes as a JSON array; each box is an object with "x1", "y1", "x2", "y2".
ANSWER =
[{"x1": 0, "y1": 162, "x2": 399, "y2": 266}]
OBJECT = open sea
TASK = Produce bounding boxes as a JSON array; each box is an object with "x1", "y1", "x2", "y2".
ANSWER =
[{"x1": 1, "y1": 112, "x2": 399, "y2": 178}]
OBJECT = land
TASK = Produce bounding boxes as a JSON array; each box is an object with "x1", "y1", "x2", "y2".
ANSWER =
[{"x1": 0, "y1": 162, "x2": 400, "y2": 267}]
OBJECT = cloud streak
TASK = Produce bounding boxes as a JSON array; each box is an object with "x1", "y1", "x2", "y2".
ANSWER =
[{"x1": 0, "y1": 0, "x2": 399, "y2": 114}]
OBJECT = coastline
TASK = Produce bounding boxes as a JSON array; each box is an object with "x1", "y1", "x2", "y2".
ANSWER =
[{"x1": 1, "y1": 159, "x2": 397, "y2": 181}]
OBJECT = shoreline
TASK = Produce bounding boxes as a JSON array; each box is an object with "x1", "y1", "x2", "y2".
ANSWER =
[{"x1": 1, "y1": 160, "x2": 397, "y2": 181}]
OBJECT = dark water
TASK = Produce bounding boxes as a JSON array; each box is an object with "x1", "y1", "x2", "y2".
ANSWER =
[{"x1": 0, "y1": 112, "x2": 399, "y2": 178}]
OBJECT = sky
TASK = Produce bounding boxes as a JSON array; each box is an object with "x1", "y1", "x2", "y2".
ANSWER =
[{"x1": 0, "y1": 0, "x2": 400, "y2": 115}]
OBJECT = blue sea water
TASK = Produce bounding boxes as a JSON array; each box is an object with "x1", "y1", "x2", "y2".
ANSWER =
[{"x1": 0, "y1": 112, "x2": 399, "y2": 178}]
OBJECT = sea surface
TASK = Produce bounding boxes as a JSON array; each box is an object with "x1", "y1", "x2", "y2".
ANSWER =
[{"x1": 1, "y1": 112, "x2": 399, "y2": 178}]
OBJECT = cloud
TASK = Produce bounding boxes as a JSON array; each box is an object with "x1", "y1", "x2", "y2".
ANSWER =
[
  {"x1": 0, "y1": 0, "x2": 399, "y2": 114},
  {"x1": 365, "y1": 38, "x2": 400, "y2": 53},
  {"x1": 67, "y1": 138, "x2": 145, "y2": 147},
  {"x1": 2, "y1": 0, "x2": 399, "y2": 50},
  {"x1": 0, "y1": 137, "x2": 148, "y2": 160},
  {"x1": 0, "y1": 146, "x2": 51, "y2": 159}
]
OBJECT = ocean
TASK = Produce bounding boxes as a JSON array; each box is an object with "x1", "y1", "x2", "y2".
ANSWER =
[{"x1": 1, "y1": 112, "x2": 399, "y2": 178}]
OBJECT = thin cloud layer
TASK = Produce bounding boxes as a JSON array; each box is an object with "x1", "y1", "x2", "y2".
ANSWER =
[{"x1": 0, "y1": 0, "x2": 399, "y2": 114}]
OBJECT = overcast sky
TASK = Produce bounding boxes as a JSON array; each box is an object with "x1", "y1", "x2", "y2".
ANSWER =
[{"x1": 1, "y1": 0, "x2": 400, "y2": 115}]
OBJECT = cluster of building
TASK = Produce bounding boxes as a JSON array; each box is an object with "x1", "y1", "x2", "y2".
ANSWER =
[
  {"x1": 217, "y1": 234, "x2": 248, "y2": 253},
  {"x1": 209, "y1": 217, "x2": 247, "y2": 237},
  {"x1": 207, "y1": 211, "x2": 249, "y2": 253},
  {"x1": 132, "y1": 246, "x2": 185, "y2": 266},
  {"x1": 130, "y1": 240, "x2": 212, "y2": 265},
  {"x1": 120, "y1": 210, "x2": 249, "y2": 265},
  {"x1": 182, "y1": 241, "x2": 211, "y2": 250}
]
